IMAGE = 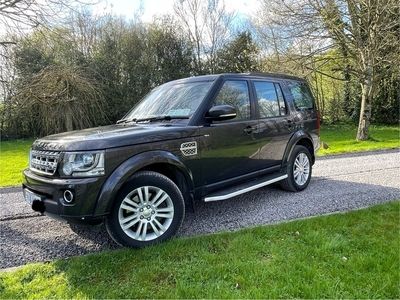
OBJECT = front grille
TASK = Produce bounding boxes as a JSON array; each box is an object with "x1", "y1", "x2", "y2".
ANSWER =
[{"x1": 30, "y1": 150, "x2": 60, "y2": 175}]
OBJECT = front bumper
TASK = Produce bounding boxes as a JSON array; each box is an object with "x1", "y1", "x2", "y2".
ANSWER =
[{"x1": 22, "y1": 168, "x2": 106, "y2": 226}]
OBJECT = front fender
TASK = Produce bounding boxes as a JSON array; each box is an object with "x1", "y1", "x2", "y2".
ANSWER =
[{"x1": 93, "y1": 150, "x2": 193, "y2": 216}]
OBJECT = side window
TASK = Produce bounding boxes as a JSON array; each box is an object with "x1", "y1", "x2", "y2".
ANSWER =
[
  {"x1": 254, "y1": 81, "x2": 287, "y2": 118},
  {"x1": 213, "y1": 80, "x2": 250, "y2": 120},
  {"x1": 287, "y1": 82, "x2": 315, "y2": 110}
]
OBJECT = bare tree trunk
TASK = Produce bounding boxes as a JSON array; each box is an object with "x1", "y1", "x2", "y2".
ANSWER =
[
  {"x1": 356, "y1": 65, "x2": 373, "y2": 140},
  {"x1": 65, "y1": 105, "x2": 73, "y2": 132},
  {"x1": 356, "y1": 84, "x2": 372, "y2": 140}
]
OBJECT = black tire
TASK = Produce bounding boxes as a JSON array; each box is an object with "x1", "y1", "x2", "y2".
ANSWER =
[
  {"x1": 281, "y1": 145, "x2": 312, "y2": 192},
  {"x1": 105, "y1": 171, "x2": 185, "y2": 248}
]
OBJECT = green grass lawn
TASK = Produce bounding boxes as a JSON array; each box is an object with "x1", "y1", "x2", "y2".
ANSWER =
[
  {"x1": 318, "y1": 124, "x2": 399, "y2": 155},
  {"x1": 0, "y1": 139, "x2": 33, "y2": 187},
  {"x1": 1, "y1": 201, "x2": 398, "y2": 299},
  {"x1": 0, "y1": 125, "x2": 398, "y2": 187}
]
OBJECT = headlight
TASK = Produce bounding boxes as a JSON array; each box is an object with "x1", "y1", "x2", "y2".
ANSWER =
[{"x1": 60, "y1": 151, "x2": 105, "y2": 177}]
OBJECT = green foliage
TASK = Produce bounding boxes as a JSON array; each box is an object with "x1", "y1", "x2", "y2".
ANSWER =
[
  {"x1": 95, "y1": 17, "x2": 195, "y2": 123},
  {"x1": 147, "y1": 18, "x2": 194, "y2": 85},
  {"x1": 1, "y1": 202, "x2": 398, "y2": 298},
  {"x1": 1, "y1": 14, "x2": 196, "y2": 139},
  {"x1": 372, "y1": 72, "x2": 400, "y2": 125},
  {"x1": 3, "y1": 25, "x2": 109, "y2": 138},
  {"x1": 216, "y1": 31, "x2": 260, "y2": 73},
  {"x1": 305, "y1": 49, "x2": 362, "y2": 125}
]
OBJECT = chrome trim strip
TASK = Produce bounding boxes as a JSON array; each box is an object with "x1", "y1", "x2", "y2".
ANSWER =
[
  {"x1": 203, "y1": 174, "x2": 288, "y2": 202},
  {"x1": 219, "y1": 113, "x2": 236, "y2": 117}
]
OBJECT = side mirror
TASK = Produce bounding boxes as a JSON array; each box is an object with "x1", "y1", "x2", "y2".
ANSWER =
[{"x1": 205, "y1": 105, "x2": 237, "y2": 121}]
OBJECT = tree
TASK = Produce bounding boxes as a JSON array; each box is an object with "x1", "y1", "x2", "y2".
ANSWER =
[
  {"x1": 173, "y1": 0, "x2": 235, "y2": 74},
  {"x1": 89, "y1": 15, "x2": 195, "y2": 123},
  {"x1": 13, "y1": 65, "x2": 106, "y2": 135},
  {"x1": 0, "y1": 0, "x2": 105, "y2": 139},
  {"x1": 1, "y1": 13, "x2": 197, "y2": 139},
  {"x1": 257, "y1": 0, "x2": 399, "y2": 140},
  {"x1": 0, "y1": 0, "x2": 100, "y2": 33},
  {"x1": 147, "y1": 17, "x2": 194, "y2": 85},
  {"x1": 216, "y1": 31, "x2": 260, "y2": 73},
  {"x1": 3, "y1": 23, "x2": 108, "y2": 137}
]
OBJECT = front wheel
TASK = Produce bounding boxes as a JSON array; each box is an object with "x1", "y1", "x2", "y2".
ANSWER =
[
  {"x1": 106, "y1": 171, "x2": 185, "y2": 248},
  {"x1": 281, "y1": 145, "x2": 312, "y2": 192}
]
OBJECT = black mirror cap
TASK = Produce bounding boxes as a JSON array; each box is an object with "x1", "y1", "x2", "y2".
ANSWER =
[{"x1": 205, "y1": 105, "x2": 237, "y2": 121}]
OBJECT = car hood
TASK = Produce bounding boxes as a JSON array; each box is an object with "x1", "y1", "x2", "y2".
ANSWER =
[{"x1": 31, "y1": 123, "x2": 198, "y2": 151}]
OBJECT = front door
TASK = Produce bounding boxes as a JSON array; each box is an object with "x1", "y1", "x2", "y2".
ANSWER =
[{"x1": 199, "y1": 80, "x2": 260, "y2": 193}]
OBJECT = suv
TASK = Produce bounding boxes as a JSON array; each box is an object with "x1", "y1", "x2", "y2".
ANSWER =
[{"x1": 23, "y1": 72, "x2": 320, "y2": 247}]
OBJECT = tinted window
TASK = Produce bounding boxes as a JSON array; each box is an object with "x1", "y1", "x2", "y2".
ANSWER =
[
  {"x1": 287, "y1": 82, "x2": 314, "y2": 110},
  {"x1": 254, "y1": 81, "x2": 287, "y2": 118},
  {"x1": 213, "y1": 80, "x2": 250, "y2": 120}
]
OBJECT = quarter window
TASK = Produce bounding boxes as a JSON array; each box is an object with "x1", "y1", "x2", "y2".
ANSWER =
[
  {"x1": 254, "y1": 81, "x2": 287, "y2": 118},
  {"x1": 213, "y1": 80, "x2": 250, "y2": 120},
  {"x1": 287, "y1": 82, "x2": 314, "y2": 110}
]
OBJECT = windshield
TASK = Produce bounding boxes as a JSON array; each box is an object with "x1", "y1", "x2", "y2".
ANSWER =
[{"x1": 122, "y1": 80, "x2": 213, "y2": 122}]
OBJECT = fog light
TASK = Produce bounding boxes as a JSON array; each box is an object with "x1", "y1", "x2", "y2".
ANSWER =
[{"x1": 63, "y1": 190, "x2": 74, "y2": 203}]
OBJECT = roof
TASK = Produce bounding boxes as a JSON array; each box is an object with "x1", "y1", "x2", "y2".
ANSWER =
[{"x1": 162, "y1": 72, "x2": 305, "y2": 86}]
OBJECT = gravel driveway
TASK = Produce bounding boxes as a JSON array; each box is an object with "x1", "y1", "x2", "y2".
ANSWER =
[{"x1": 1, "y1": 149, "x2": 399, "y2": 270}]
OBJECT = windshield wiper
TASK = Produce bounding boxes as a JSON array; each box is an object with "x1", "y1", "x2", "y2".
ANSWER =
[
  {"x1": 134, "y1": 116, "x2": 189, "y2": 123},
  {"x1": 117, "y1": 115, "x2": 189, "y2": 125},
  {"x1": 116, "y1": 118, "x2": 137, "y2": 124}
]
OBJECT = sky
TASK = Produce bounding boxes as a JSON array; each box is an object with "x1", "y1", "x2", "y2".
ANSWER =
[{"x1": 97, "y1": 0, "x2": 260, "y2": 22}]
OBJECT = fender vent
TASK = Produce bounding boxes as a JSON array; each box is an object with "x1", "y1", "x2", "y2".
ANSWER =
[{"x1": 180, "y1": 141, "x2": 197, "y2": 156}]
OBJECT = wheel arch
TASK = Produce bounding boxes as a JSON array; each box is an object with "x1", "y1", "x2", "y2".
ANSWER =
[
  {"x1": 282, "y1": 130, "x2": 316, "y2": 168},
  {"x1": 93, "y1": 150, "x2": 194, "y2": 217}
]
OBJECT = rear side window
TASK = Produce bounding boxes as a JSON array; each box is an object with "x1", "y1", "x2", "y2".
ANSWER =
[
  {"x1": 254, "y1": 81, "x2": 287, "y2": 118},
  {"x1": 287, "y1": 82, "x2": 315, "y2": 110}
]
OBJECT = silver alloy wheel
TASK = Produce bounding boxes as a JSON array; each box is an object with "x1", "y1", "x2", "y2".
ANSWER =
[
  {"x1": 293, "y1": 152, "x2": 310, "y2": 186},
  {"x1": 118, "y1": 185, "x2": 174, "y2": 241}
]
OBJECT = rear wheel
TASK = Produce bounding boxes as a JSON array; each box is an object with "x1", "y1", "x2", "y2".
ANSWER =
[
  {"x1": 281, "y1": 145, "x2": 312, "y2": 192},
  {"x1": 106, "y1": 171, "x2": 185, "y2": 248}
]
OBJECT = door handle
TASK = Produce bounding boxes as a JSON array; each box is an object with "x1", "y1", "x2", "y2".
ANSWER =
[
  {"x1": 285, "y1": 120, "x2": 296, "y2": 128},
  {"x1": 243, "y1": 126, "x2": 257, "y2": 134}
]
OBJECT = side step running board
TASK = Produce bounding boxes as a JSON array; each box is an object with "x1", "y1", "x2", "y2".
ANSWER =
[{"x1": 203, "y1": 174, "x2": 288, "y2": 202}]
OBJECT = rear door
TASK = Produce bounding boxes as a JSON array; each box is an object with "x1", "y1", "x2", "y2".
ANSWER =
[{"x1": 252, "y1": 80, "x2": 296, "y2": 171}]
